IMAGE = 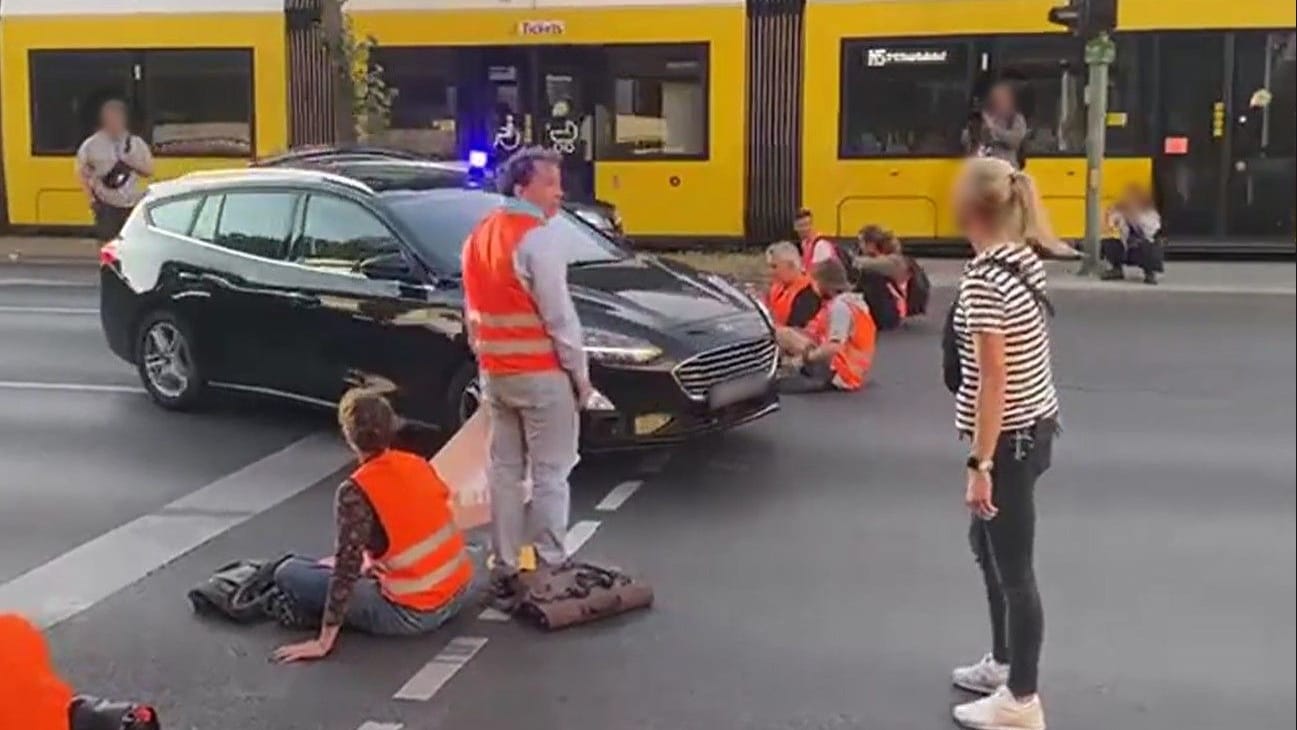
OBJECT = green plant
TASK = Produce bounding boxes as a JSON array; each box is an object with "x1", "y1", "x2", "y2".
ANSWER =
[{"x1": 322, "y1": 0, "x2": 398, "y2": 143}]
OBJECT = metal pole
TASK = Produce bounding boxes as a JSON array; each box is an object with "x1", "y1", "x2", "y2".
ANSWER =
[{"x1": 1079, "y1": 32, "x2": 1115, "y2": 276}]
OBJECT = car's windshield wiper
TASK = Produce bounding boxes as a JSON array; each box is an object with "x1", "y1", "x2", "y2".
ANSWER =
[{"x1": 568, "y1": 257, "x2": 619, "y2": 268}]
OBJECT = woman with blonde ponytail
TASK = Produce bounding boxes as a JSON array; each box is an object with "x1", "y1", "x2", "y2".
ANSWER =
[{"x1": 945, "y1": 157, "x2": 1060, "y2": 730}]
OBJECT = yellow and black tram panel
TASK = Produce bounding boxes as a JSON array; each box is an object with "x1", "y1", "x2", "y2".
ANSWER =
[
  {"x1": 348, "y1": 0, "x2": 746, "y2": 241},
  {"x1": 0, "y1": 0, "x2": 288, "y2": 229}
]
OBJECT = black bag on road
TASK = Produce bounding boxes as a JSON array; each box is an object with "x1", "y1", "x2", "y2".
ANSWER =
[
  {"x1": 187, "y1": 557, "x2": 288, "y2": 624},
  {"x1": 70, "y1": 696, "x2": 160, "y2": 730}
]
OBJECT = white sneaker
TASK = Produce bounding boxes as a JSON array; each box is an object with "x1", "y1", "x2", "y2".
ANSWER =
[
  {"x1": 953, "y1": 686, "x2": 1046, "y2": 730},
  {"x1": 952, "y1": 653, "x2": 1010, "y2": 694}
]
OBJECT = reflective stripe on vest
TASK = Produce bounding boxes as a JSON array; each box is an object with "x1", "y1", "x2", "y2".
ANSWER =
[
  {"x1": 807, "y1": 295, "x2": 877, "y2": 391},
  {"x1": 462, "y1": 208, "x2": 561, "y2": 375},
  {"x1": 768, "y1": 274, "x2": 814, "y2": 327},
  {"x1": 352, "y1": 451, "x2": 473, "y2": 611}
]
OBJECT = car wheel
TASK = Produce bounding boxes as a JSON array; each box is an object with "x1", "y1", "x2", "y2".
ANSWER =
[
  {"x1": 445, "y1": 361, "x2": 481, "y2": 428},
  {"x1": 135, "y1": 310, "x2": 205, "y2": 410}
]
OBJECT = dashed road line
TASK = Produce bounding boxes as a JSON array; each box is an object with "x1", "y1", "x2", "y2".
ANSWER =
[
  {"x1": 393, "y1": 636, "x2": 489, "y2": 701},
  {"x1": 595, "y1": 480, "x2": 642, "y2": 512},
  {"x1": 564, "y1": 520, "x2": 601, "y2": 554},
  {"x1": 0, "y1": 381, "x2": 145, "y2": 395},
  {"x1": 357, "y1": 723, "x2": 402, "y2": 730},
  {"x1": 0, "y1": 305, "x2": 98, "y2": 314},
  {"x1": 477, "y1": 606, "x2": 511, "y2": 622}
]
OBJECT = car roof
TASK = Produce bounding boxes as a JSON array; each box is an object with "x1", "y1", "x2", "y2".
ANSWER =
[{"x1": 146, "y1": 167, "x2": 375, "y2": 200}]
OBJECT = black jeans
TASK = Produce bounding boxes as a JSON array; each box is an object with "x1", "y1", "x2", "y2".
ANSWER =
[
  {"x1": 969, "y1": 418, "x2": 1055, "y2": 696},
  {"x1": 92, "y1": 202, "x2": 132, "y2": 242},
  {"x1": 1101, "y1": 236, "x2": 1164, "y2": 275}
]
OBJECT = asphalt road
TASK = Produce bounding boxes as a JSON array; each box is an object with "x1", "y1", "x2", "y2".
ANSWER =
[{"x1": 1, "y1": 263, "x2": 1293, "y2": 730}]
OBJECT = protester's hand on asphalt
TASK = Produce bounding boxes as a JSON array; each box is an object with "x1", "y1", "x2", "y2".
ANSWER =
[
  {"x1": 965, "y1": 470, "x2": 998, "y2": 520},
  {"x1": 273, "y1": 638, "x2": 331, "y2": 664}
]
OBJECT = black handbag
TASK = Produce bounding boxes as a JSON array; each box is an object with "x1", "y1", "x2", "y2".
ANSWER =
[
  {"x1": 99, "y1": 137, "x2": 136, "y2": 190},
  {"x1": 942, "y1": 259, "x2": 1054, "y2": 395},
  {"x1": 187, "y1": 556, "x2": 289, "y2": 623}
]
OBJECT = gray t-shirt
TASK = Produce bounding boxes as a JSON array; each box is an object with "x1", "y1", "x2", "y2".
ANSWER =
[
  {"x1": 75, "y1": 131, "x2": 153, "y2": 209},
  {"x1": 824, "y1": 294, "x2": 860, "y2": 343}
]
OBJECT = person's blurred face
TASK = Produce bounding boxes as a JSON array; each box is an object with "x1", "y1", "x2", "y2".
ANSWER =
[
  {"x1": 100, "y1": 103, "x2": 128, "y2": 136},
  {"x1": 516, "y1": 161, "x2": 564, "y2": 218},
  {"x1": 793, "y1": 216, "x2": 814, "y2": 240},
  {"x1": 988, "y1": 84, "x2": 1015, "y2": 115},
  {"x1": 769, "y1": 258, "x2": 799, "y2": 284},
  {"x1": 861, "y1": 238, "x2": 881, "y2": 257}
]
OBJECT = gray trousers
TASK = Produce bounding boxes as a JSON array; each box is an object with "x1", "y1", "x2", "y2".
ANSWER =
[{"x1": 483, "y1": 371, "x2": 579, "y2": 571}]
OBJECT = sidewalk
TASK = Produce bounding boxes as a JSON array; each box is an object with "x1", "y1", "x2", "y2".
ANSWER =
[{"x1": 0, "y1": 236, "x2": 99, "y2": 265}]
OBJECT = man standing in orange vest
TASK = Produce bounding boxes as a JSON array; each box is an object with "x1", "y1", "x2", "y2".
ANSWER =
[{"x1": 462, "y1": 147, "x2": 591, "y2": 608}]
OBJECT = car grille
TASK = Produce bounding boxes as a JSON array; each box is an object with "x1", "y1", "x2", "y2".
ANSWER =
[{"x1": 673, "y1": 337, "x2": 778, "y2": 400}]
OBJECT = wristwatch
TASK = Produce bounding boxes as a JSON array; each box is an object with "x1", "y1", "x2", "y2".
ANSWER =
[{"x1": 966, "y1": 455, "x2": 994, "y2": 473}]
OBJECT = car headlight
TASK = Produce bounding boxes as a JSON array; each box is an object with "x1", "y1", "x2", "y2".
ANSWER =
[{"x1": 583, "y1": 328, "x2": 662, "y2": 365}]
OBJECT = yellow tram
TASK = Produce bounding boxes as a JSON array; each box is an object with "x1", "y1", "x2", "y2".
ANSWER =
[{"x1": 1, "y1": 0, "x2": 1292, "y2": 250}]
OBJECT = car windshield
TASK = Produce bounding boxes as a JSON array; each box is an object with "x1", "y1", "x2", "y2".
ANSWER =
[{"x1": 385, "y1": 190, "x2": 627, "y2": 275}]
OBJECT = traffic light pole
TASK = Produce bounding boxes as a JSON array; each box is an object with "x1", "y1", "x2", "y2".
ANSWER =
[{"x1": 1078, "y1": 32, "x2": 1116, "y2": 276}]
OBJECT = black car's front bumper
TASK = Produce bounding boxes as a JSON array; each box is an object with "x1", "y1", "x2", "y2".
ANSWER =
[{"x1": 580, "y1": 364, "x2": 779, "y2": 451}]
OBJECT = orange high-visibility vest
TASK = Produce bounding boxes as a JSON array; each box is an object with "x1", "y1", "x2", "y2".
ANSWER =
[
  {"x1": 351, "y1": 451, "x2": 473, "y2": 612},
  {"x1": 806, "y1": 294, "x2": 877, "y2": 391},
  {"x1": 461, "y1": 208, "x2": 561, "y2": 375},
  {"x1": 0, "y1": 613, "x2": 73, "y2": 730},
  {"x1": 800, "y1": 233, "x2": 831, "y2": 271},
  {"x1": 767, "y1": 274, "x2": 814, "y2": 327}
]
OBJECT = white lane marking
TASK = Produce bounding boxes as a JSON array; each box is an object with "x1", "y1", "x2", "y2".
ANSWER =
[
  {"x1": 477, "y1": 606, "x2": 511, "y2": 622},
  {"x1": 0, "y1": 381, "x2": 145, "y2": 394},
  {"x1": 595, "y1": 480, "x2": 642, "y2": 512},
  {"x1": 393, "y1": 636, "x2": 489, "y2": 702},
  {"x1": 357, "y1": 723, "x2": 403, "y2": 730},
  {"x1": 0, "y1": 305, "x2": 98, "y2": 314},
  {"x1": 564, "y1": 520, "x2": 601, "y2": 555},
  {"x1": 0, "y1": 432, "x2": 350, "y2": 628}
]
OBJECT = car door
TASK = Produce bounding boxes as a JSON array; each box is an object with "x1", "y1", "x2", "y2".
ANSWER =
[
  {"x1": 284, "y1": 193, "x2": 463, "y2": 423},
  {"x1": 188, "y1": 189, "x2": 306, "y2": 393}
]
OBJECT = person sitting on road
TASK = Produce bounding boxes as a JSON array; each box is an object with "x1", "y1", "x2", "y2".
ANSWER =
[
  {"x1": 853, "y1": 225, "x2": 913, "y2": 331},
  {"x1": 1102, "y1": 184, "x2": 1164, "y2": 285},
  {"x1": 764, "y1": 241, "x2": 822, "y2": 328},
  {"x1": 272, "y1": 389, "x2": 487, "y2": 663},
  {"x1": 774, "y1": 258, "x2": 877, "y2": 393}
]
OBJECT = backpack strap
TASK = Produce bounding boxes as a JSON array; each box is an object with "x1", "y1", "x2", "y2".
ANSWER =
[{"x1": 975, "y1": 258, "x2": 1055, "y2": 318}]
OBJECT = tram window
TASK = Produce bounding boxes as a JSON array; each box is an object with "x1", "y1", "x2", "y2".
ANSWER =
[
  {"x1": 598, "y1": 44, "x2": 708, "y2": 160},
  {"x1": 839, "y1": 41, "x2": 973, "y2": 158},
  {"x1": 990, "y1": 35, "x2": 1146, "y2": 157},
  {"x1": 29, "y1": 51, "x2": 135, "y2": 156},
  {"x1": 370, "y1": 47, "x2": 459, "y2": 159},
  {"x1": 142, "y1": 50, "x2": 254, "y2": 157}
]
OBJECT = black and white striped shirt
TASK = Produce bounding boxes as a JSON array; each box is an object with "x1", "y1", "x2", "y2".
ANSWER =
[{"x1": 954, "y1": 243, "x2": 1059, "y2": 433}]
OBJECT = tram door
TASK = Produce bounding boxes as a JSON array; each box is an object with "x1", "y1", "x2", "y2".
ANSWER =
[
  {"x1": 466, "y1": 46, "x2": 599, "y2": 201},
  {"x1": 1156, "y1": 32, "x2": 1296, "y2": 239}
]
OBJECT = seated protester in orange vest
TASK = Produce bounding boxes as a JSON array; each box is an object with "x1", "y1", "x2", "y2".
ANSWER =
[
  {"x1": 774, "y1": 258, "x2": 877, "y2": 393},
  {"x1": 272, "y1": 389, "x2": 486, "y2": 663},
  {"x1": 1, "y1": 613, "x2": 72, "y2": 730},
  {"x1": 793, "y1": 207, "x2": 840, "y2": 271},
  {"x1": 854, "y1": 225, "x2": 912, "y2": 331},
  {"x1": 765, "y1": 240, "x2": 822, "y2": 328}
]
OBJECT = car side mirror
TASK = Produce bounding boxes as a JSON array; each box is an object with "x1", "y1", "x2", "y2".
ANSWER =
[{"x1": 358, "y1": 252, "x2": 417, "y2": 282}]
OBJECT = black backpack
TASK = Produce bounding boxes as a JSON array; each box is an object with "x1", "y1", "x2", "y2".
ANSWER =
[
  {"x1": 904, "y1": 256, "x2": 931, "y2": 316},
  {"x1": 942, "y1": 259, "x2": 1054, "y2": 394},
  {"x1": 187, "y1": 557, "x2": 289, "y2": 623}
]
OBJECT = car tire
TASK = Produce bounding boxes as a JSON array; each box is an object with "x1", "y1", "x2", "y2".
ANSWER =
[
  {"x1": 135, "y1": 310, "x2": 205, "y2": 410},
  {"x1": 445, "y1": 361, "x2": 482, "y2": 428}
]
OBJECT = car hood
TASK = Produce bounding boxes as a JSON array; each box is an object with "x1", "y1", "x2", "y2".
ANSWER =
[{"x1": 566, "y1": 254, "x2": 757, "y2": 330}]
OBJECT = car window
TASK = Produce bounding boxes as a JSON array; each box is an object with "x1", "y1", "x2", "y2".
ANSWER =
[
  {"x1": 293, "y1": 195, "x2": 402, "y2": 268},
  {"x1": 213, "y1": 192, "x2": 298, "y2": 260},
  {"x1": 386, "y1": 191, "x2": 625, "y2": 275},
  {"x1": 148, "y1": 196, "x2": 202, "y2": 235},
  {"x1": 190, "y1": 195, "x2": 221, "y2": 242}
]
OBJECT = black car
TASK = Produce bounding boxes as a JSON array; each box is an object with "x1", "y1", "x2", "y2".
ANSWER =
[
  {"x1": 99, "y1": 166, "x2": 779, "y2": 449},
  {"x1": 253, "y1": 146, "x2": 626, "y2": 241}
]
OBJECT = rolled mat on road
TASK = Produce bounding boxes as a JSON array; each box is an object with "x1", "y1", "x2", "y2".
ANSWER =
[{"x1": 516, "y1": 562, "x2": 654, "y2": 630}]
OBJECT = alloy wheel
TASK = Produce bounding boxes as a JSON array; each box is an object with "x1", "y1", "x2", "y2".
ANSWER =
[{"x1": 142, "y1": 321, "x2": 192, "y2": 399}]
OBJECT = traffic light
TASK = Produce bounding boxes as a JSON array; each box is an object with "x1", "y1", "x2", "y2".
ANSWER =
[{"x1": 1048, "y1": 0, "x2": 1117, "y2": 37}]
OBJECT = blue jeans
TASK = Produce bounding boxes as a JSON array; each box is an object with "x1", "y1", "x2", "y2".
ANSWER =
[{"x1": 273, "y1": 544, "x2": 488, "y2": 636}]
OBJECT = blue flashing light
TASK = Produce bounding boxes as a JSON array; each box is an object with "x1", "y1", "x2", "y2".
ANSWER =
[{"x1": 468, "y1": 150, "x2": 488, "y2": 169}]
